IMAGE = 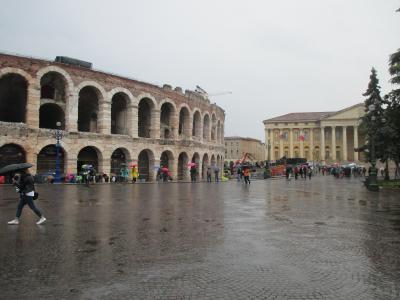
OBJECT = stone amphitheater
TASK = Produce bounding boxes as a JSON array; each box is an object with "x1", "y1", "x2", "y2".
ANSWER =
[{"x1": 0, "y1": 53, "x2": 225, "y2": 181}]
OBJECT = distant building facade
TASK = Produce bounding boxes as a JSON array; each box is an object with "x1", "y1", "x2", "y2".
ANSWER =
[
  {"x1": 263, "y1": 104, "x2": 366, "y2": 163},
  {"x1": 224, "y1": 136, "x2": 266, "y2": 162}
]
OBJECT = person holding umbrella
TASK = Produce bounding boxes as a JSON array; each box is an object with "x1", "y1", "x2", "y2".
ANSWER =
[{"x1": 5, "y1": 166, "x2": 46, "y2": 225}]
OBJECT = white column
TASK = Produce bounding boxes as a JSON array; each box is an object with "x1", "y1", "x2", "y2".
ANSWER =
[
  {"x1": 342, "y1": 126, "x2": 347, "y2": 161},
  {"x1": 354, "y1": 126, "x2": 359, "y2": 161},
  {"x1": 289, "y1": 128, "x2": 293, "y2": 158},
  {"x1": 331, "y1": 126, "x2": 336, "y2": 161},
  {"x1": 279, "y1": 129, "x2": 284, "y2": 158},
  {"x1": 270, "y1": 129, "x2": 274, "y2": 160},
  {"x1": 310, "y1": 129, "x2": 314, "y2": 161},
  {"x1": 321, "y1": 127, "x2": 325, "y2": 160},
  {"x1": 299, "y1": 128, "x2": 304, "y2": 158}
]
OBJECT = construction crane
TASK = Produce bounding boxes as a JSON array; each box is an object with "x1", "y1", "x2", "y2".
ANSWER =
[{"x1": 195, "y1": 85, "x2": 232, "y2": 98}]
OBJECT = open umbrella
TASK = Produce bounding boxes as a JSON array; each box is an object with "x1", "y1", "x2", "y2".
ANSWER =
[
  {"x1": 0, "y1": 163, "x2": 33, "y2": 175},
  {"x1": 129, "y1": 162, "x2": 137, "y2": 168},
  {"x1": 161, "y1": 167, "x2": 169, "y2": 173}
]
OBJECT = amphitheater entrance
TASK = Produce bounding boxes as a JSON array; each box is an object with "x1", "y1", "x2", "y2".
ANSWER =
[
  {"x1": 37, "y1": 145, "x2": 65, "y2": 175},
  {"x1": 138, "y1": 98, "x2": 154, "y2": 138},
  {"x1": 192, "y1": 152, "x2": 200, "y2": 176},
  {"x1": 138, "y1": 149, "x2": 154, "y2": 181},
  {"x1": 160, "y1": 102, "x2": 174, "y2": 139},
  {"x1": 0, "y1": 74, "x2": 27, "y2": 123},
  {"x1": 110, "y1": 148, "x2": 127, "y2": 175},
  {"x1": 39, "y1": 103, "x2": 65, "y2": 129},
  {"x1": 0, "y1": 144, "x2": 26, "y2": 169},
  {"x1": 202, "y1": 153, "x2": 209, "y2": 179},
  {"x1": 177, "y1": 152, "x2": 189, "y2": 180},
  {"x1": 77, "y1": 146, "x2": 100, "y2": 173},
  {"x1": 160, "y1": 150, "x2": 174, "y2": 169},
  {"x1": 78, "y1": 86, "x2": 100, "y2": 132},
  {"x1": 111, "y1": 93, "x2": 128, "y2": 135}
]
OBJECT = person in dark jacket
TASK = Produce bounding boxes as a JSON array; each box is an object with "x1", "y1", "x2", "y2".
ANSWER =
[{"x1": 8, "y1": 169, "x2": 46, "y2": 225}]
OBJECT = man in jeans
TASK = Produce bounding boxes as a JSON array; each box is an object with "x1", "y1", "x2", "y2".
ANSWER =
[{"x1": 8, "y1": 169, "x2": 46, "y2": 225}]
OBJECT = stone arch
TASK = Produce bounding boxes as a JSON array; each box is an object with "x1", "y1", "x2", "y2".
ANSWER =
[
  {"x1": 39, "y1": 103, "x2": 65, "y2": 129},
  {"x1": 111, "y1": 92, "x2": 130, "y2": 135},
  {"x1": 36, "y1": 144, "x2": 66, "y2": 175},
  {"x1": 110, "y1": 147, "x2": 131, "y2": 175},
  {"x1": 202, "y1": 153, "x2": 209, "y2": 179},
  {"x1": 314, "y1": 146, "x2": 320, "y2": 160},
  {"x1": 160, "y1": 150, "x2": 175, "y2": 169},
  {"x1": 192, "y1": 109, "x2": 202, "y2": 138},
  {"x1": 36, "y1": 66, "x2": 74, "y2": 97},
  {"x1": 203, "y1": 113, "x2": 210, "y2": 141},
  {"x1": 77, "y1": 146, "x2": 103, "y2": 173},
  {"x1": 191, "y1": 152, "x2": 201, "y2": 177},
  {"x1": 138, "y1": 148, "x2": 155, "y2": 181},
  {"x1": 159, "y1": 100, "x2": 176, "y2": 139},
  {"x1": 138, "y1": 97, "x2": 156, "y2": 138},
  {"x1": 38, "y1": 71, "x2": 68, "y2": 103},
  {"x1": 178, "y1": 104, "x2": 191, "y2": 138},
  {"x1": 217, "y1": 154, "x2": 221, "y2": 170},
  {"x1": 211, "y1": 154, "x2": 216, "y2": 166},
  {"x1": 211, "y1": 113, "x2": 217, "y2": 141},
  {"x1": 0, "y1": 72, "x2": 28, "y2": 123},
  {"x1": 0, "y1": 143, "x2": 26, "y2": 169},
  {"x1": 77, "y1": 85, "x2": 103, "y2": 133}
]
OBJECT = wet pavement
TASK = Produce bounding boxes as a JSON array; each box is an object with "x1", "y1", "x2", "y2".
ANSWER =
[{"x1": 1, "y1": 176, "x2": 400, "y2": 299}]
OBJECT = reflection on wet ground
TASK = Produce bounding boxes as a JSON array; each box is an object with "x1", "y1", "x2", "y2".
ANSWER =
[{"x1": 1, "y1": 176, "x2": 400, "y2": 299}]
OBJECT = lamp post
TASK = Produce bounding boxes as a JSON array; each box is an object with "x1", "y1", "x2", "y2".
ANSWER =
[
  {"x1": 54, "y1": 122, "x2": 63, "y2": 184},
  {"x1": 367, "y1": 104, "x2": 379, "y2": 191}
]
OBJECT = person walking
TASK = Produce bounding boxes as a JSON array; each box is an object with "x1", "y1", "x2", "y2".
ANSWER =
[
  {"x1": 243, "y1": 167, "x2": 251, "y2": 185},
  {"x1": 214, "y1": 166, "x2": 219, "y2": 182},
  {"x1": 206, "y1": 167, "x2": 212, "y2": 182},
  {"x1": 308, "y1": 166, "x2": 312, "y2": 180},
  {"x1": 236, "y1": 167, "x2": 242, "y2": 182},
  {"x1": 190, "y1": 165, "x2": 197, "y2": 182},
  {"x1": 8, "y1": 169, "x2": 46, "y2": 225}
]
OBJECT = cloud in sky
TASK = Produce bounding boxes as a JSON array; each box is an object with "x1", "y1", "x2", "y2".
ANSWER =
[{"x1": 0, "y1": 0, "x2": 399, "y2": 140}]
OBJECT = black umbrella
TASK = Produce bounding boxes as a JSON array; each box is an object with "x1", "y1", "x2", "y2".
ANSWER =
[{"x1": 0, "y1": 163, "x2": 33, "y2": 175}]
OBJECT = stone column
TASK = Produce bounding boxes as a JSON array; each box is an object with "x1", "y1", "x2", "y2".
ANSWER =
[
  {"x1": 66, "y1": 91, "x2": 78, "y2": 132},
  {"x1": 26, "y1": 82, "x2": 40, "y2": 128},
  {"x1": 279, "y1": 129, "x2": 284, "y2": 158},
  {"x1": 98, "y1": 101, "x2": 111, "y2": 134},
  {"x1": 152, "y1": 159, "x2": 160, "y2": 181},
  {"x1": 99, "y1": 156, "x2": 111, "y2": 176},
  {"x1": 331, "y1": 126, "x2": 336, "y2": 161},
  {"x1": 299, "y1": 128, "x2": 304, "y2": 158},
  {"x1": 150, "y1": 109, "x2": 160, "y2": 139},
  {"x1": 269, "y1": 129, "x2": 274, "y2": 160},
  {"x1": 27, "y1": 147, "x2": 38, "y2": 175},
  {"x1": 320, "y1": 127, "x2": 325, "y2": 160},
  {"x1": 289, "y1": 128, "x2": 294, "y2": 158},
  {"x1": 127, "y1": 104, "x2": 137, "y2": 137},
  {"x1": 310, "y1": 129, "x2": 314, "y2": 161},
  {"x1": 342, "y1": 126, "x2": 347, "y2": 161},
  {"x1": 65, "y1": 157, "x2": 77, "y2": 175},
  {"x1": 354, "y1": 126, "x2": 359, "y2": 161}
]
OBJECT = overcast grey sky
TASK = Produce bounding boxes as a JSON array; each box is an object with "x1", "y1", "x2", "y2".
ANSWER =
[{"x1": 0, "y1": 0, "x2": 399, "y2": 141}]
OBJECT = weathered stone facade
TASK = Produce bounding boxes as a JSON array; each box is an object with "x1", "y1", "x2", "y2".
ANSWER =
[{"x1": 0, "y1": 53, "x2": 225, "y2": 181}]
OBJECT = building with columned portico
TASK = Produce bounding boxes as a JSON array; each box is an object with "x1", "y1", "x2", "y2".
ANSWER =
[
  {"x1": 0, "y1": 53, "x2": 225, "y2": 181},
  {"x1": 263, "y1": 103, "x2": 366, "y2": 163}
]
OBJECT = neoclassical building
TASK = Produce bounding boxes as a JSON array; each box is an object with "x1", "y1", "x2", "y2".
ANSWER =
[
  {"x1": 263, "y1": 103, "x2": 366, "y2": 163},
  {"x1": 0, "y1": 53, "x2": 225, "y2": 181}
]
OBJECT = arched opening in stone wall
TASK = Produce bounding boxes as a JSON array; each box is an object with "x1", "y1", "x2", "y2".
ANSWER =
[
  {"x1": 111, "y1": 148, "x2": 128, "y2": 175},
  {"x1": 138, "y1": 149, "x2": 154, "y2": 181},
  {"x1": 0, "y1": 144, "x2": 26, "y2": 169},
  {"x1": 177, "y1": 152, "x2": 189, "y2": 180},
  {"x1": 160, "y1": 150, "x2": 174, "y2": 169},
  {"x1": 211, "y1": 154, "x2": 216, "y2": 167},
  {"x1": 314, "y1": 146, "x2": 320, "y2": 160},
  {"x1": 304, "y1": 146, "x2": 310, "y2": 161},
  {"x1": 202, "y1": 153, "x2": 209, "y2": 179},
  {"x1": 274, "y1": 147, "x2": 279, "y2": 160},
  {"x1": 203, "y1": 114, "x2": 210, "y2": 141},
  {"x1": 192, "y1": 152, "x2": 200, "y2": 176},
  {"x1": 78, "y1": 86, "x2": 100, "y2": 132},
  {"x1": 37, "y1": 145, "x2": 65, "y2": 175},
  {"x1": 294, "y1": 146, "x2": 299, "y2": 158},
  {"x1": 77, "y1": 146, "x2": 100, "y2": 173},
  {"x1": 325, "y1": 146, "x2": 330, "y2": 160},
  {"x1": 211, "y1": 114, "x2": 217, "y2": 141},
  {"x1": 0, "y1": 74, "x2": 27, "y2": 123},
  {"x1": 217, "y1": 120, "x2": 221, "y2": 143},
  {"x1": 39, "y1": 103, "x2": 65, "y2": 129},
  {"x1": 178, "y1": 107, "x2": 190, "y2": 137},
  {"x1": 217, "y1": 155, "x2": 221, "y2": 171},
  {"x1": 138, "y1": 98, "x2": 154, "y2": 138},
  {"x1": 111, "y1": 93, "x2": 129, "y2": 135},
  {"x1": 160, "y1": 102, "x2": 174, "y2": 139},
  {"x1": 40, "y1": 72, "x2": 66, "y2": 102},
  {"x1": 192, "y1": 111, "x2": 201, "y2": 138}
]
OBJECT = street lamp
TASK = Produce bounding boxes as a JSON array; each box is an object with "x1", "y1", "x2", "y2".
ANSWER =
[
  {"x1": 367, "y1": 105, "x2": 379, "y2": 191},
  {"x1": 54, "y1": 122, "x2": 63, "y2": 184}
]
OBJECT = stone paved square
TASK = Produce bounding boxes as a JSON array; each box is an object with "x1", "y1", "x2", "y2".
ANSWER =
[{"x1": 1, "y1": 177, "x2": 400, "y2": 299}]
